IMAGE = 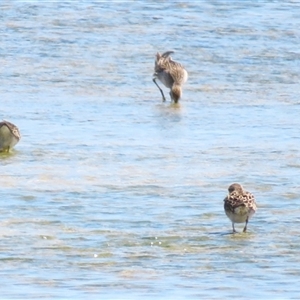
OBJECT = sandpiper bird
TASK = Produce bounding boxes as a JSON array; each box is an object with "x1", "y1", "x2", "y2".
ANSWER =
[
  {"x1": 224, "y1": 183, "x2": 257, "y2": 233},
  {"x1": 0, "y1": 120, "x2": 21, "y2": 152},
  {"x1": 153, "y1": 51, "x2": 188, "y2": 103}
]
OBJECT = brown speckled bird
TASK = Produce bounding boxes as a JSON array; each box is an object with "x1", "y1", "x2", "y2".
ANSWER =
[
  {"x1": 152, "y1": 51, "x2": 188, "y2": 103},
  {"x1": 0, "y1": 120, "x2": 21, "y2": 152},
  {"x1": 224, "y1": 183, "x2": 257, "y2": 233}
]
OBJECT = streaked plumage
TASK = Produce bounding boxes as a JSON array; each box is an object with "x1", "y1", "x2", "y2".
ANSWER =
[
  {"x1": 0, "y1": 120, "x2": 21, "y2": 152},
  {"x1": 224, "y1": 183, "x2": 257, "y2": 233},
  {"x1": 153, "y1": 51, "x2": 188, "y2": 103}
]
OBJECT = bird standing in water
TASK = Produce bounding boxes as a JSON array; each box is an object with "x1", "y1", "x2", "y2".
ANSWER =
[
  {"x1": 0, "y1": 120, "x2": 21, "y2": 152},
  {"x1": 153, "y1": 51, "x2": 188, "y2": 103},
  {"x1": 224, "y1": 183, "x2": 257, "y2": 233}
]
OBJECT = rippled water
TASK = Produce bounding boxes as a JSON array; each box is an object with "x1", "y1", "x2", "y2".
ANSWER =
[{"x1": 1, "y1": 1, "x2": 300, "y2": 299}]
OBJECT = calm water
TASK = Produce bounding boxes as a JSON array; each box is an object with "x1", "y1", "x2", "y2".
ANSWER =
[{"x1": 1, "y1": 1, "x2": 300, "y2": 299}]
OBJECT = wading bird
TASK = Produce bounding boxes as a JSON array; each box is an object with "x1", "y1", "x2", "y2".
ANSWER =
[
  {"x1": 224, "y1": 183, "x2": 257, "y2": 233},
  {"x1": 0, "y1": 120, "x2": 21, "y2": 152},
  {"x1": 153, "y1": 51, "x2": 188, "y2": 103}
]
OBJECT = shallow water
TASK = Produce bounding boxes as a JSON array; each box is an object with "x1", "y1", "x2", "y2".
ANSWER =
[{"x1": 1, "y1": 1, "x2": 300, "y2": 299}]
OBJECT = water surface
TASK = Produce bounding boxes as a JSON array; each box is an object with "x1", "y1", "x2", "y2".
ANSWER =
[{"x1": 1, "y1": 1, "x2": 300, "y2": 299}]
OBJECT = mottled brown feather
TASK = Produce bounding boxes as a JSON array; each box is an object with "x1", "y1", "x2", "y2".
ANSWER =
[
  {"x1": 153, "y1": 51, "x2": 188, "y2": 102},
  {"x1": 223, "y1": 183, "x2": 257, "y2": 232}
]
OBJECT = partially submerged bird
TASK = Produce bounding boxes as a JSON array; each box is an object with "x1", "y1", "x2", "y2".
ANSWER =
[
  {"x1": 0, "y1": 120, "x2": 21, "y2": 152},
  {"x1": 153, "y1": 51, "x2": 188, "y2": 103},
  {"x1": 223, "y1": 183, "x2": 257, "y2": 233}
]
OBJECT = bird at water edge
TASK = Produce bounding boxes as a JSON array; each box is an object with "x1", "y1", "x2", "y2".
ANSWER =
[
  {"x1": 0, "y1": 120, "x2": 21, "y2": 152},
  {"x1": 224, "y1": 183, "x2": 257, "y2": 233},
  {"x1": 153, "y1": 51, "x2": 188, "y2": 103}
]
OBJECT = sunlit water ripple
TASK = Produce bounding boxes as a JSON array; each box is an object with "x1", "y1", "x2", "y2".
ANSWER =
[{"x1": 1, "y1": 1, "x2": 300, "y2": 299}]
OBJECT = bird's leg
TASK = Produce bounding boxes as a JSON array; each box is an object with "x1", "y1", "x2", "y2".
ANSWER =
[
  {"x1": 232, "y1": 223, "x2": 237, "y2": 233},
  {"x1": 169, "y1": 91, "x2": 174, "y2": 102},
  {"x1": 153, "y1": 78, "x2": 166, "y2": 102},
  {"x1": 243, "y1": 218, "x2": 249, "y2": 232}
]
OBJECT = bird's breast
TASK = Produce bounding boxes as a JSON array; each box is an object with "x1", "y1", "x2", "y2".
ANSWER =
[{"x1": 157, "y1": 71, "x2": 174, "y2": 88}]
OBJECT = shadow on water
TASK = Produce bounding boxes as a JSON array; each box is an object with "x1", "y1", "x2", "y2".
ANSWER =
[
  {"x1": 154, "y1": 101, "x2": 183, "y2": 122},
  {"x1": 0, "y1": 150, "x2": 19, "y2": 160},
  {"x1": 152, "y1": 102, "x2": 185, "y2": 134},
  {"x1": 208, "y1": 230, "x2": 256, "y2": 239},
  {"x1": 208, "y1": 231, "x2": 233, "y2": 236}
]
